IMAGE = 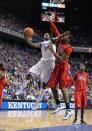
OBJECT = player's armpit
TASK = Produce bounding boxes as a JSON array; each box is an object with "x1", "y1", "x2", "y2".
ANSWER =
[{"x1": 73, "y1": 72, "x2": 77, "y2": 81}]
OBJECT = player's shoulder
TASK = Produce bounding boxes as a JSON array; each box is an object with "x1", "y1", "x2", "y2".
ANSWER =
[
  {"x1": 64, "y1": 44, "x2": 72, "y2": 49},
  {"x1": 40, "y1": 40, "x2": 45, "y2": 44},
  {"x1": 84, "y1": 72, "x2": 88, "y2": 76},
  {"x1": 68, "y1": 44, "x2": 72, "y2": 48},
  {"x1": 41, "y1": 39, "x2": 51, "y2": 44},
  {"x1": 64, "y1": 44, "x2": 72, "y2": 54},
  {"x1": 44, "y1": 39, "x2": 51, "y2": 42}
]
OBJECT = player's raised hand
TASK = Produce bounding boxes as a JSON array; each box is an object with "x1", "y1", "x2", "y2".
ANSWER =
[{"x1": 24, "y1": 34, "x2": 32, "y2": 42}]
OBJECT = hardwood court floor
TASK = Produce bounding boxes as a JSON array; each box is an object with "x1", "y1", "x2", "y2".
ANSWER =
[{"x1": 0, "y1": 110, "x2": 92, "y2": 130}]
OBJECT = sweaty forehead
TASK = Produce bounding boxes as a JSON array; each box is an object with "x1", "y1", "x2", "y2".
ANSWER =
[{"x1": 45, "y1": 33, "x2": 49, "y2": 36}]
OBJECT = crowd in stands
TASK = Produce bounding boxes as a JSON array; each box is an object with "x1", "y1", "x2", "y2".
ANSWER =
[
  {"x1": 0, "y1": 41, "x2": 43, "y2": 100},
  {"x1": 72, "y1": 32, "x2": 92, "y2": 47},
  {"x1": 0, "y1": 10, "x2": 25, "y2": 34},
  {"x1": 0, "y1": 9, "x2": 43, "y2": 40}
]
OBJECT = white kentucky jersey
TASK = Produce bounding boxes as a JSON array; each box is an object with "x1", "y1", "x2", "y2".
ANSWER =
[{"x1": 40, "y1": 40, "x2": 56, "y2": 61}]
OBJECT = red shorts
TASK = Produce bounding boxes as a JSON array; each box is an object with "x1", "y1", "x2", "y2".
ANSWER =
[
  {"x1": 75, "y1": 90, "x2": 87, "y2": 108},
  {"x1": 46, "y1": 64, "x2": 69, "y2": 89},
  {"x1": 66, "y1": 77, "x2": 74, "y2": 87}
]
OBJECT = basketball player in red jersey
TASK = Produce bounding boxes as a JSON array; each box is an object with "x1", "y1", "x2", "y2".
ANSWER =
[
  {"x1": 72, "y1": 64, "x2": 91, "y2": 125},
  {"x1": 46, "y1": 14, "x2": 74, "y2": 119},
  {"x1": 0, "y1": 64, "x2": 6, "y2": 109}
]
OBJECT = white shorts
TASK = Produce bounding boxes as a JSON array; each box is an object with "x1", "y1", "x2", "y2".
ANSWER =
[{"x1": 29, "y1": 60, "x2": 55, "y2": 83}]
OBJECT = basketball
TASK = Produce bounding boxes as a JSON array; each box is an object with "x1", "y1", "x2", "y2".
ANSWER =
[{"x1": 24, "y1": 28, "x2": 34, "y2": 38}]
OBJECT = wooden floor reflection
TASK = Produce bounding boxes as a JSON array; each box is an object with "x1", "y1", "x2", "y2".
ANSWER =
[{"x1": 0, "y1": 110, "x2": 92, "y2": 130}]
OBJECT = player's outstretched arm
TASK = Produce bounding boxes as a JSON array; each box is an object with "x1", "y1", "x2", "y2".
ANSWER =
[
  {"x1": 45, "y1": 13, "x2": 70, "y2": 43},
  {"x1": 48, "y1": 44, "x2": 69, "y2": 62},
  {"x1": 45, "y1": 13, "x2": 60, "y2": 36},
  {"x1": 24, "y1": 36, "x2": 41, "y2": 48},
  {"x1": 48, "y1": 44, "x2": 72, "y2": 63}
]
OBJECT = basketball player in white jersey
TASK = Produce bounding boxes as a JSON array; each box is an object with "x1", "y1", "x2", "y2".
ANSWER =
[{"x1": 24, "y1": 33, "x2": 67, "y2": 109}]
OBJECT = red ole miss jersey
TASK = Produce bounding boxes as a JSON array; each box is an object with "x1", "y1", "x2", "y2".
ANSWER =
[
  {"x1": 75, "y1": 72, "x2": 88, "y2": 91},
  {"x1": 56, "y1": 44, "x2": 72, "y2": 65},
  {"x1": 0, "y1": 70, "x2": 5, "y2": 90}
]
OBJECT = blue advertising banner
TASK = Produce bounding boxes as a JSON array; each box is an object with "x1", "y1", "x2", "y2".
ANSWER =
[{"x1": 1, "y1": 102, "x2": 47, "y2": 110}]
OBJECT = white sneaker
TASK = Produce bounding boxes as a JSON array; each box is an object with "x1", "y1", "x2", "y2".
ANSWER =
[
  {"x1": 52, "y1": 105, "x2": 64, "y2": 114},
  {"x1": 63, "y1": 109, "x2": 72, "y2": 120},
  {"x1": 31, "y1": 101, "x2": 40, "y2": 110}
]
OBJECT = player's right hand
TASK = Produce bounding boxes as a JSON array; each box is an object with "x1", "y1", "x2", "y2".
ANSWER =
[
  {"x1": 24, "y1": 33, "x2": 27, "y2": 40},
  {"x1": 24, "y1": 34, "x2": 30, "y2": 41}
]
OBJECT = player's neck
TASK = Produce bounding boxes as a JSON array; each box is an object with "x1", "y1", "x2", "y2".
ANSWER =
[
  {"x1": 44, "y1": 38, "x2": 50, "y2": 41},
  {"x1": 80, "y1": 71, "x2": 84, "y2": 73},
  {"x1": 66, "y1": 42, "x2": 69, "y2": 45}
]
